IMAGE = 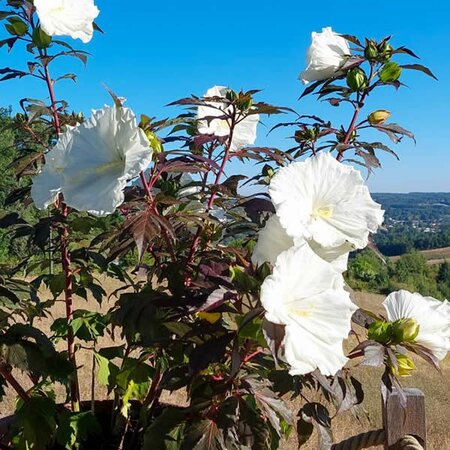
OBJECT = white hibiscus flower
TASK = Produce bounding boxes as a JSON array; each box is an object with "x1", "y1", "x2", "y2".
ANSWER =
[
  {"x1": 34, "y1": 0, "x2": 100, "y2": 44},
  {"x1": 300, "y1": 27, "x2": 350, "y2": 85},
  {"x1": 251, "y1": 215, "x2": 350, "y2": 272},
  {"x1": 383, "y1": 290, "x2": 450, "y2": 361},
  {"x1": 260, "y1": 243, "x2": 358, "y2": 376},
  {"x1": 31, "y1": 129, "x2": 73, "y2": 210},
  {"x1": 269, "y1": 152, "x2": 384, "y2": 252},
  {"x1": 31, "y1": 105, "x2": 153, "y2": 217},
  {"x1": 197, "y1": 85, "x2": 259, "y2": 152}
]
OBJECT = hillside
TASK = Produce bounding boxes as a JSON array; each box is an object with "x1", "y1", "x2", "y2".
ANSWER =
[{"x1": 372, "y1": 193, "x2": 450, "y2": 256}]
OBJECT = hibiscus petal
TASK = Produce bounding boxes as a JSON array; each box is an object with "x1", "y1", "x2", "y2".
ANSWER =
[{"x1": 383, "y1": 290, "x2": 450, "y2": 360}]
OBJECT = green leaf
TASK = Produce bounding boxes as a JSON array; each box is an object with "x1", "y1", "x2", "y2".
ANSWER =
[
  {"x1": 70, "y1": 310, "x2": 107, "y2": 342},
  {"x1": 48, "y1": 272, "x2": 67, "y2": 298},
  {"x1": 56, "y1": 411, "x2": 100, "y2": 449},
  {"x1": 116, "y1": 358, "x2": 153, "y2": 415},
  {"x1": 32, "y1": 27, "x2": 52, "y2": 48},
  {"x1": 143, "y1": 407, "x2": 186, "y2": 450},
  {"x1": 379, "y1": 61, "x2": 402, "y2": 83},
  {"x1": 5, "y1": 16, "x2": 27, "y2": 36},
  {"x1": 15, "y1": 396, "x2": 57, "y2": 449},
  {"x1": 94, "y1": 352, "x2": 119, "y2": 390}
]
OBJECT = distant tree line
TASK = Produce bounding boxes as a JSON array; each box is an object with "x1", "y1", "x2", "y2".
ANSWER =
[
  {"x1": 346, "y1": 249, "x2": 450, "y2": 300},
  {"x1": 374, "y1": 226, "x2": 450, "y2": 256}
]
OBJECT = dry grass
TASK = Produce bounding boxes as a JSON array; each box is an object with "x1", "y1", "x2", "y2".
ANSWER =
[
  {"x1": 389, "y1": 246, "x2": 450, "y2": 265},
  {"x1": 1, "y1": 281, "x2": 449, "y2": 449}
]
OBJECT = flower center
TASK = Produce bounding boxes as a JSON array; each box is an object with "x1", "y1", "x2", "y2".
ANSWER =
[
  {"x1": 49, "y1": 1, "x2": 66, "y2": 14},
  {"x1": 312, "y1": 205, "x2": 333, "y2": 219},
  {"x1": 214, "y1": 118, "x2": 230, "y2": 134},
  {"x1": 94, "y1": 159, "x2": 123, "y2": 174},
  {"x1": 287, "y1": 304, "x2": 315, "y2": 318}
]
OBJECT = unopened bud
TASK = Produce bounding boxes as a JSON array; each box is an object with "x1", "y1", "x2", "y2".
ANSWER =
[
  {"x1": 146, "y1": 131, "x2": 163, "y2": 154},
  {"x1": 392, "y1": 318, "x2": 420, "y2": 344},
  {"x1": 378, "y1": 41, "x2": 393, "y2": 62},
  {"x1": 368, "y1": 110, "x2": 391, "y2": 125},
  {"x1": 364, "y1": 41, "x2": 379, "y2": 61},
  {"x1": 236, "y1": 95, "x2": 253, "y2": 112},
  {"x1": 225, "y1": 90, "x2": 238, "y2": 102},
  {"x1": 346, "y1": 67, "x2": 368, "y2": 91}
]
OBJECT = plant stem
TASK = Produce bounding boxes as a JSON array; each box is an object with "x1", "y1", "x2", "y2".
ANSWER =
[
  {"x1": 143, "y1": 363, "x2": 163, "y2": 408},
  {"x1": 337, "y1": 64, "x2": 375, "y2": 161},
  {"x1": 42, "y1": 58, "x2": 80, "y2": 411},
  {"x1": 43, "y1": 64, "x2": 61, "y2": 135},
  {"x1": 185, "y1": 116, "x2": 236, "y2": 272},
  {"x1": 0, "y1": 361, "x2": 30, "y2": 402},
  {"x1": 60, "y1": 203, "x2": 80, "y2": 412},
  {"x1": 139, "y1": 171, "x2": 176, "y2": 262}
]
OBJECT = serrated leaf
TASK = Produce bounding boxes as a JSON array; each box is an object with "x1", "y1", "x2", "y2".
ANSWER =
[
  {"x1": 143, "y1": 407, "x2": 185, "y2": 450},
  {"x1": 56, "y1": 411, "x2": 100, "y2": 450},
  {"x1": 16, "y1": 396, "x2": 57, "y2": 449},
  {"x1": 401, "y1": 63, "x2": 437, "y2": 80},
  {"x1": 299, "y1": 403, "x2": 333, "y2": 450}
]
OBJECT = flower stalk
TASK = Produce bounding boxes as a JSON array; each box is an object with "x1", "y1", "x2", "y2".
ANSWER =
[
  {"x1": 42, "y1": 57, "x2": 80, "y2": 412},
  {"x1": 185, "y1": 113, "x2": 237, "y2": 272}
]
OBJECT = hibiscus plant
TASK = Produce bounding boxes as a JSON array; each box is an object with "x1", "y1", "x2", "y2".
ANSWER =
[{"x1": 0, "y1": 2, "x2": 447, "y2": 450}]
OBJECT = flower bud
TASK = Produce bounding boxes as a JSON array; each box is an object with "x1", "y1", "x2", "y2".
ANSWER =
[
  {"x1": 392, "y1": 318, "x2": 420, "y2": 344},
  {"x1": 378, "y1": 41, "x2": 393, "y2": 62},
  {"x1": 391, "y1": 353, "x2": 416, "y2": 377},
  {"x1": 225, "y1": 90, "x2": 238, "y2": 102},
  {"x1": 346, "y1": 67, "x2": 368, "y2": 91},
  {"x1": 146, "y1": 131, "x2": 163, "y2": 154},
  {"x1": 236, "y1": 95, "x2": 253, "y2": 112},
  {"x1": 368, "y1": 110, "x2": 391, "y2": 125},
  {"x1": 364, "y1": 41, "x2": 379, "y2": 61}
]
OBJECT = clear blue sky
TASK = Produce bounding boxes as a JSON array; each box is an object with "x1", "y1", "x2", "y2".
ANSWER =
[{"x1": 1, "y1": 0, "x2": 449, "y2": 192}]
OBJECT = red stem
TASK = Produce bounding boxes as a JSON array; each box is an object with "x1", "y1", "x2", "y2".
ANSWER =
[
  {"x1": 242, "y1": 349, "x2": 264, "y2": 363},
  {"x1": 60, "y1": 203, "x2": 80, "y2": 411},
  {"x1": 42, "y1": 61, "x2": 80, "y2": 411},
  {"x1": 185, "y1": 117, "x2": 236, "y2": 272},
  {"x1": 337, "y1": 65, "x2": 374, "y2": 161},
  {"x1": 43, "y1": 64, "x2": 61, "y2": 135},
  {"x1": 143, "y1": 364, "x2": 162, "y2": 407},
  {"x1": 0, "y1": 362, "x2": 30, "y2": 402}
]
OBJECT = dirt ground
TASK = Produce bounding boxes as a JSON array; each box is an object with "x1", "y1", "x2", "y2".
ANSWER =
[{"x1": 1, "y1": 279, "x2": 449, "y2": 449}]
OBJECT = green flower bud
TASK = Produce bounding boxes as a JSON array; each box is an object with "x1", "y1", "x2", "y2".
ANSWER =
[
  {"x1": 378, "y1": 41, "x2": 393, "y2": 62},
  {"x1": 225, "y1": 90, "x2": 238, "y2": 102},
  {"x1": 236, "y1": 96, "x2": 253, "y2": 112},
  {"x1": 336, "y1": 128, "x2": 357, "y2": 143},
  {"x1": 346, "y1": 67, "x2": 368, "y2": 91},
  {"x1": 146, "y1": 131, "x2": 163, "y2": 154},
  {"x1": 368, "y1": 110, "x2": 391, "y2": 125},
  {"x1": 262, "y1": 164, "x2": 275, "y2": 179},
  {"x1": 364, "y1": 41, "x2": 379, "y2": 61},
  {"x1": 391, "y1": 318, "x2": 420, "y2": 344}
]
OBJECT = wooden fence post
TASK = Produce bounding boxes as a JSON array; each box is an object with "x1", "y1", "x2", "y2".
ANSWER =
[{"x1": 381, "y1": 386, "x2": 426, "y2": 449}]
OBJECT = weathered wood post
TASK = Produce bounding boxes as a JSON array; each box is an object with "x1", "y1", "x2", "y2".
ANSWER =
[{"x1": 382, "y1": 386, "x2": 426, "y2": 449}]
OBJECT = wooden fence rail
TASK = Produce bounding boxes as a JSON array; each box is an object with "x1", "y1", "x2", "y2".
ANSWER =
[{"x1": 332, "y1": 387, "x2": 426, "y2": 450}]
